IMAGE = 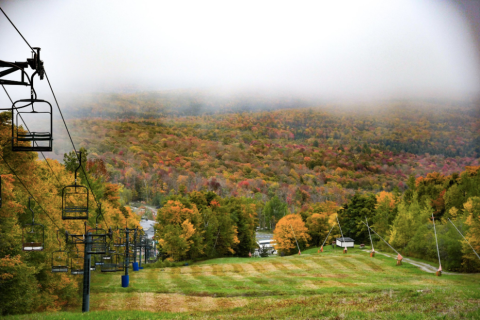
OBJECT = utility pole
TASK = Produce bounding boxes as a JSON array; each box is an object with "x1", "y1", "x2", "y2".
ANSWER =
[
  {"x1": 122, "y1": 228, "x2": 130, "y2": 287},
  {"x1": 82, "y1": 232, "x2": 92, "y2": 312}
]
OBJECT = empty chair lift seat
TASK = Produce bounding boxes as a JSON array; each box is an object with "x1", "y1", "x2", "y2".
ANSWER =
[{"x1": 336, "y1": 237, "x2": 355, "y2": 248}]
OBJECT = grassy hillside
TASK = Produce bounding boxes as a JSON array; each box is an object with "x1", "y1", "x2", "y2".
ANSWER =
[{"x1": 7, "y1": 247, "x2": 480, "y2": 319}]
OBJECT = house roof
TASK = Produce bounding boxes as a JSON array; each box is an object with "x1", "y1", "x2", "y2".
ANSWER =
[{"x1": 336, "y1": 237, "x2": 355, "y2": 242}]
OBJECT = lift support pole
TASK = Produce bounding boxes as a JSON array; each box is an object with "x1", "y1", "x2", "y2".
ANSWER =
[{"x1": 82, "y1": 233, "x2": 92, "y2": 312}]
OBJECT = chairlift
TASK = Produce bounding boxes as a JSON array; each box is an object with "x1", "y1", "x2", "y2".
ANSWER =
[
  {"x1": 62, "y1": 151, "x2": 89, "y2": 220},
  {"x1": 94, "y1": 252, "x2": 104, "y2": 266},
  {"x1": 90, "y1": 255, "x2": 98, "y2": 271},
  {"x1": 70, "y1": 247, "x2": 84, "y2": 275},
  {"x1": 51, "y1": 230, "x2": 69, "y2": 273},
  {"x1": 97, "y1": 242, "x2": 114, "y2": 267},
  {"x1": 114, "y1": 228, "x2": 126, "y2": 247},
  {"x1": 11, "y1": 98, "x2": 53, "y2": 152},
  {"x1": 85, "y1": 206, "x2": 109, "y2": 255},
  {"x1": 22, "y1": 197, "x2": 44, "y2": 251},
  {"x1": 115, "y1": 252, "x2": 125, "y2": 272},
  {"x1": 100, "y1": 245, "x2": 117, "y2": 272}
]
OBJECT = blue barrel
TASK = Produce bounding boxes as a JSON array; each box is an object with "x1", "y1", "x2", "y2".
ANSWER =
[
  {"x1": 140, "y1": 266, "x2": 144, "y2": 269},
  {"x1": 133, "y1": 262, "x2": 139, "y2": 271},
  {"x1": 121, "y1": 275, "x2": 129, "y2": 288}
]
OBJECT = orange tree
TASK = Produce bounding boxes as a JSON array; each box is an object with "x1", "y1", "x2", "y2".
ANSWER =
[{"x1": 273, "y1": 214, "x2": 310, "y2": 255}]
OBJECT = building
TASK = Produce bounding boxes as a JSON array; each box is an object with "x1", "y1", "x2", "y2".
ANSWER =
[
  {"x1": 257, "y1": 239, "x2": 277, "y2": 255},
  {"x1": 336, "y1": 237, "x2": 355, "y2": 248}
]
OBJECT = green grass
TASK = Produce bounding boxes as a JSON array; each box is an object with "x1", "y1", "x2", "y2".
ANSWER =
[{"x1": 6, "y1": 247, "x2": 480, "y2": 319}]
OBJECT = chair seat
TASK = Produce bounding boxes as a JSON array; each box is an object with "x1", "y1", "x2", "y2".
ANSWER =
[
  {"x1": 17, "y1": 132, "x2": 52, "y2": 141},
  {"x1": 51, "y1": 266, "x2": 68, "y2": 273}
]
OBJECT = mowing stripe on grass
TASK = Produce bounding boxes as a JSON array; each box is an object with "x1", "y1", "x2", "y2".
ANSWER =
[{"x1": 302, "y1": 256, "x2": 335, "y2": 274}]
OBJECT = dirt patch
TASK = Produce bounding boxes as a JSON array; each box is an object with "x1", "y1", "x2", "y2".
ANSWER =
[{"x1": 92, "y1": 292, "x2": 248, "y2": 313}]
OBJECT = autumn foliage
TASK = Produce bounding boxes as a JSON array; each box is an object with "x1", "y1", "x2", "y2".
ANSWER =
[
  {"x1": 0, "y1": 113, "x2": 140, "y2": 315},
  {"x1": 273, "y1": 214, "x2": 311, "y2": 254}
]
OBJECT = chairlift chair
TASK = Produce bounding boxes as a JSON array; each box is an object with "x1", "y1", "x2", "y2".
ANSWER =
[
  {"x1": 115, "y1": 252, "x2": 126, "y2": 272},
  {"x1": 51, "y1": 230, "x2": 69, "y2": 273},
  {"x1": 85, "y1": 208, "x2": 110, "y2": 255},
  {"x1": 100, "y1": 246, "x2": 117, "y2": 272},
  {"x1": 11, "y1": 99, "x2": 53, "y2": 152},
  {"x1": 114, "y1": 228, "x2": 126, "y2": 247},
  {"x1": 62, "y1": 151, "x2": 89, "y2": 220},
  {"x1": 97, "y1": 243, "x2": 114, "y2": 267},
  {"x1": 95, "y1": 251, "x2": 104, "y2": 267},
  {"x1": 90, "y1": 255, "x2": 98, "y2": 271},
  {"x1": 22, "y1": 197, "x2": 44, "y2": 251},
  {"x1": 70, "y1": 247, "x2": 84, "y2": 275}
]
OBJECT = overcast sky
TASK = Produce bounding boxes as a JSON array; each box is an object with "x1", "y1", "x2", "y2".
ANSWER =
[{"x1": 1, "y1": 0, "x2": 479, "y2": 102}]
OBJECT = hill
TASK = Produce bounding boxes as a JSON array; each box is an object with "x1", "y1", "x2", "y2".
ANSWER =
[
  {"x1": 61, "y1": 96, "x2": 479, "y2": 210},
  {"x1": 5, "y1": 247, "x2": 480, "y2": 319}
]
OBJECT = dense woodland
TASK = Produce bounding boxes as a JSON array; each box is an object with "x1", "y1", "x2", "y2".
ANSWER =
[
  {"x1": 1, "y1": 93, "x2": 479, "y2": 315},
  {"x1": 0, "y1": 113, "x2": 140, "y2": 315},
  {"x1": 60, "y1": 95, "x2": 479, "y2": 215}
]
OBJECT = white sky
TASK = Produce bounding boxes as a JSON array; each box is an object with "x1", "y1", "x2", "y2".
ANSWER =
[{"x1": 1, "y1": 0, "x2": 479, "y2": 101}]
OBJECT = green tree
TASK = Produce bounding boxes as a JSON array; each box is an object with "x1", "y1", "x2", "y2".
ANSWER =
[
  {"x1": 337, "y1": 193, "x2": 376, "y2": 244},
  {"x1": 263, "y1": 195, "x2": 287, "y2": 230}
]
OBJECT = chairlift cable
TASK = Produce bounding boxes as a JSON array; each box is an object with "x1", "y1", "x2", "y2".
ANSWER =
[
  {"x1": 321, "y1": 224, "x2": 335, "y2": 248},
  {"x1": 0, "y1": 7, "x2": 35, "y2": 53},
  {"x1": 336, "y1": 214, "x2": 345, "y2": 242},
  {"x1": 365, "y1": 217, "x2": 374, "y2": 252},
  {"x1": 1, "y1": 8, "x2": 103, "y2": 212},
  {"x1": 2, "y1": 85, "x2": 61, "y2": 184},
  {"x1": 0, "y1": 7, "x2": 35, "y2": 52},
  {"x1": 0, "y1": 153, "x2": 62, "y2": 231},
  {"x1": 44, "y1": 72, "x2": 100, "y2": 207},
  {"x1": 361, "y1": 221, "x2": 401, "y2": 257},
  {"x1": 448, "y1": 218, "x2": 480, "y2": 261}
]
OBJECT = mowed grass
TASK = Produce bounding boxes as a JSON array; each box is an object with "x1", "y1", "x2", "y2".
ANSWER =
[{"x1": 6, "y1": 246, "x2": 480, "y2": 319}]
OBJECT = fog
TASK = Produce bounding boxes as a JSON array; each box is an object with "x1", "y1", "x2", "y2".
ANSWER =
[{"x1": 1, "y1": 0, "x2": 480, "y2": 103}]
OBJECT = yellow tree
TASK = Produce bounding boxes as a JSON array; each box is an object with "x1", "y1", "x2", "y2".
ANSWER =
[
  {"x1": 306, "y1": 213, "x2": 330, "y2": 247},
  {"x1": 154, "y1": 200, "x2": 204, "y2": 261},
  {"x1": 463, "y1": 197, "x2": 480, "y2": 271},
  {"x1": 273, "y1": 214, "x2": 311, "y2": 255}
]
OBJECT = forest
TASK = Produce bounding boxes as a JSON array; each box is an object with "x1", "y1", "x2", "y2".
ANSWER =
[
  {"x1": 61, "y1": 93, "x2": 480, "y2": 271},
  {"x1": 1, "y1": 93, "x2": 480, "y2": 315}
]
